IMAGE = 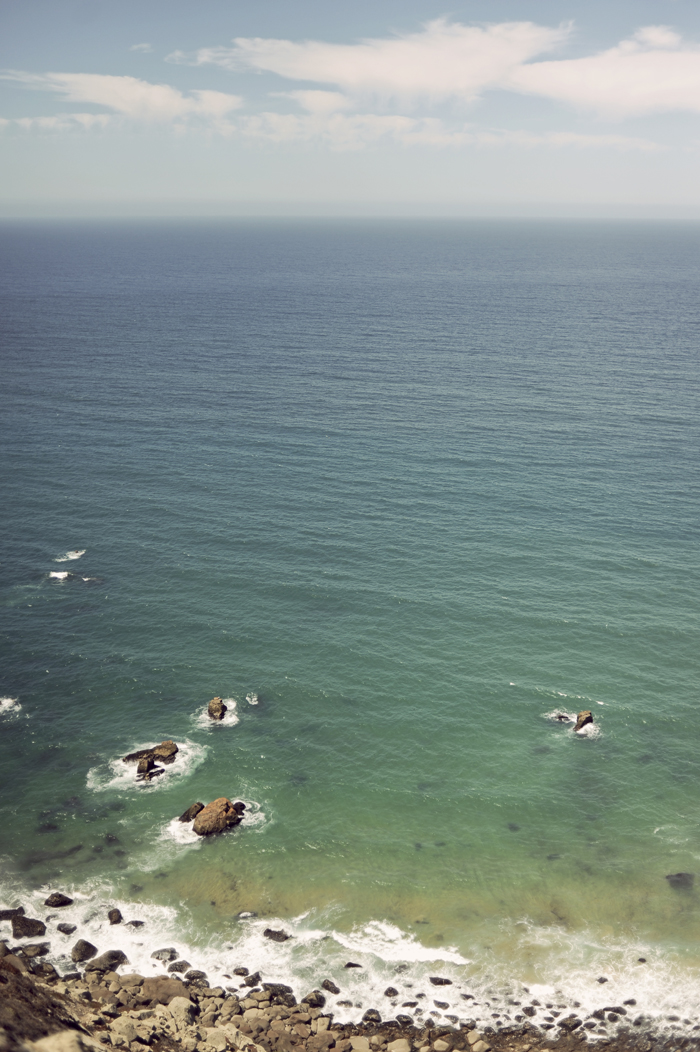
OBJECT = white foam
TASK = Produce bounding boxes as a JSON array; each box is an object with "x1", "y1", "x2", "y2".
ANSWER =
[
  {"x1": 240, "y1": 799, "x2": 267, "y2": 828},
  {"x1": 192, "y1": 698, "x2": 240, "y2": 729},
  {"x1": 55, "y1": 549, "x2": 86, "y2": 562},
  {"x1": 49, "y1": 571, "x2": 71, "y2": 581},
  {"x1": 86, "y1": 738, "x2": 207, "y2": 793},
  {"x1": 0, "y1": 697, "x2": 21, "y2": 718},
  {"x1": 159, "y1": 816, "x2": 203, "y2": 848},
  {"x1": 246, "y1": 692, "x2": 259, "y2": 705}
]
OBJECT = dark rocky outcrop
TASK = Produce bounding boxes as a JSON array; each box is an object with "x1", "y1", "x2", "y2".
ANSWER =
[
  {"x1": 12, "y1": 916, "x2": 46, "y2": 939},
  {"x1": 263, "y1": 928, "x2": 291, "y2": 942},
  {"x1": 301, "y1": 991, "x2": 326, "y2": 1009},
  {"x1": 179, "y1": 802, "x2": 204, "y2": 823},
  {"x1": 0, "y1": 907, "x2": 24, "y2": 921},
  {"x1": 429, "y1": 976, "x2": 453, "y2": 986},
  {"x1": 56, "y1": 924, "x2": 76, "y2": 936},
  {"x1": 168, "y1": 960, "x2": 191, "y2": 974},
  {"x1": 139, "y1": 975, "x2": 189, "y2": 1004},
  {"x1": 123, "y1": 740, "x2": 179, "y2": 779},
  {"x1": 70, "y1": 940, "x2": 97, "y2": 963},
  {"x1": 192, "y1": 798, "x2": 246, "y2": 836},
  {"x1": 363, "y1": 1009, "x2": 382, "y2": 1024},
  {"x1": 574, "y1": 710, "x2": 593, "y2": 732},
  {"x1": 84, "y1": 949, "x2": 128, "y2": 973},
  {"x1": 107, "y1": 908, "x2": 122, "y2": 925},
  {"x1": 207, "y1": 697, "x2": 228, "y2": 720},
  {"x1": 44, "y1": 893, "x2": 73, "y2": 909},
  {"x1": 321, "y1": 979, "x2": 340, "y2": 994},
  {"x1": 384, "y1": 987, "x2": 399, "y2": 997},
  {"x1": 345, "y1": 961, "x2": 362, "y2": 968}
]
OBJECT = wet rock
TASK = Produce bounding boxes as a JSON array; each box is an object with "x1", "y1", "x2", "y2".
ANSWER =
[
  {"x1": 384, "y1": 987, "x2": 399, "y2": 997},
  {"x1": 301, "y1": 990, "x2": 326, "y2": 1009},
  {"x1": 263, "y1": 928, "x2": 291, "y2": 943},
  {"x1": 558, "y1": 1016, "x2": 582, "y2": 1031},
  {"x1": 85, "y1": 949, "x2": 128, "y2": 972},
  {"x1": 123, "y1": 740, "x2": 179, "y2": 771},
  {"x1": 21, "y1": 943, "x2": 50, "y2": 958},
  {"x1": 243, "y1": 971, "x2": 261, "y2": 986},
  {"x1": 185, "y1": 969, "x2": 209, "y2": 986},
  {"x1": 344, "y1": 962, "x2": 362, "y2": 968},
  {"x1": 57, "y1": 923, "x2": 77, "y2": 935},
  {"x1": 168, "y1": 960, "x2": 191, "y2": 973},
  {"x1": 429, "y1": 977, "x2": 453, "y2": 986},
  {"x1": 321, "y1": 979, "x2": 340, "y2": 995},
  {"x1": 137, "y1": 755, "x2": 155, "y2": 778},
  {"x1": 394, "y1": 1016, "x2": 414, "y2": 1028},
  {"x1": 193, "y1": 798, "x2": 245, "y2": 836},
  {"x1": 208, "y1": 697, "x2": 228, "y2": 720},
  {"x1": 71, "y1": 939, "x2": 97, "y2": 962},
  {"x1": 666, "y1": 872, "x2": 694, "y2": 890},
  {"x1": 44, "y1": 893, "x2": 73, "y2": 908},
  {"x1": 574, "y1": 711, "x2": 593, "y2": 733},
  {"x1": 522, "y1": 1007, "x2": 536, "y2": 1017},
  {"x1": 263, "y1": 982, "x2": 297, "y2": 1007},
  {"x1": 12, "y1": 916, "x2": 46, "y2": 939},
  {"x1": 362, "y1": 1009, "x2": 381, "y2": 1024},
  {"x1": 233, "y1": 967, "x2": 249, "y2": 976},
  {"x1": 108, "y1": 908, "x2": 123, "y2": 925},
  {"x1": 553, "y1": 713, "x2": 570, "y2": 722},
  {"x1": 179, "y1": 803, "x2": 204, "y2": 823},
  {"x1": 0, "y1": 906, "x2": 24, "y2": 920},
  {"x1": 153, "y1": 740, "x2": 179, "y2": 764},
  {"x1": 151, "y1": 947, "x2": 179, "y2": 962},
  {"x1": 125, "y1": 919, "x2": 144, "y2": 928}
]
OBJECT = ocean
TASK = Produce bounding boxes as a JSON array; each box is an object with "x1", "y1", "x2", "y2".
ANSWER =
[{"x1": 1, "y1": 218, "x2": 699, "y2": 1036}]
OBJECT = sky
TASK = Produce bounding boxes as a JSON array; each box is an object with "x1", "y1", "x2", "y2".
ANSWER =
[{"x1": 2, "y1": 0, "x2": 700, "y2": 217}]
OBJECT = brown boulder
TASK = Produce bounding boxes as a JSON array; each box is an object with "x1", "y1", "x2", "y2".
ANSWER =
[
  {"x1": 193, "y1": 798, "x2": 245, "y2": 836},
  {"x1": 153, "y1": 740, "x2": 178, "y2": 764},
  {"x1": 179, "y1": 802, "x2": 204, "y2": 823},
  {"x1": 71, "y1": 939, "x2": 97, "y2": 963},
  {"x1": 574, "y1": 710, "x2": 593, "y2": 732},
  {"x1": 139, "y1": 976, "x2": 190, "y2": 1004},
  {"x1": 208, "y1": 697, "x2": 228, "y2": 720}
]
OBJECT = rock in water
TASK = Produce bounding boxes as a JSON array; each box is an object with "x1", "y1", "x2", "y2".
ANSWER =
[
  {"x1": 263, "y1": 928, "x2": 291, "y2": 942},
  {"x1": 179, "y1": 802, "x2": 204, "y2": 823},
  {"x1": 301, "y1": 991, "x2": 326, "y2": 1009},
  {"x1": 321, "y1": 979, "x2": 340, "y2": 994},
  {"x1": 153, "y1": 740, "x2": 178, "y2": 764},
  {"x1": 85, "y1": 949, "x2": 128, "y2": 972},
  {"x1": 574, "y1": 710, "x2": 593, "y2": 732},
  {"x1": 57, "y1": 923, "x2": 76, "y2": 935},
  {"x1": 0, "y1": 907, "x2": 24, "y2": 920},
  {"x1": 12, "y1": 916, "x2": 46, "y2": 939},
  {"x1": 71, "y1": 939, "x2": 97, "y2": 962},
  {"x1": 666, "y1": 872, "x2": 694, "y2": 890},
  {"x1": 429, "y1": 976, "x2": 453, "y2": 986},
  {"x1": 44, "y1": 892, "x2": 73, "y2": 908},
  {"x1": 151, "y1": 947, "x2": 178, "y2": 962},
  {"x1": 208, "y1": 696, "x2": 228, "y2": 720},
  {"x1": 108, "y1": 908, "x2": 123, "y2": 925},
  {"x1": 193, "y1": 798, "x2": 245, "y2": 836}
]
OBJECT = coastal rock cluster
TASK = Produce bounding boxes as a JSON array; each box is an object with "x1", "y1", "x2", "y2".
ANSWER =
[
  {"x1": 0, "y1": 952, "x2": 672, "y2": 1052},
  {"x1": 122, "y1": 743, "x2": 179, "y2": 784}
]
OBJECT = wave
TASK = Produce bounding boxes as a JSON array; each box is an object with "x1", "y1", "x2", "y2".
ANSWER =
[
  {"x1": 246, "y1": 693, "x2": 259, "y2": 706},
  {"x1": 3, "y1": 871, "x2": 700, "y2": 1041},
  {"x1": 86, "y1": 738, "x2": 207, "y2": 793},
  {"x1": 55, "y1": 550, "x2": 86, "y2": 562},
  {"x1": 192, "y1": 698, "x2": 240, "y2": 729},
  {"x1": 48, "y1": 571, "x2": 71, "y2": 581},
  {"x1": 543, "y1": 710, "x2": 601, "y2": 739}
]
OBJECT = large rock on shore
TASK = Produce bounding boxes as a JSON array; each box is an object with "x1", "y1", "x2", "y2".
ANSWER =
[
  {"x1": 71, "y1": 940, "x2": 97, "y2": 963},
  {"x1": 12, "y1": 916, "x2": 46, "y2": 939},
  {"x1": 193, "y1": 798, "x2": 246, "y2": 836},
  {"x1": 85, "y1": 950, "x2": 128, "y2": 973},
  {"x1": 208, "y1": 697, "x2": 228, "y2": 720},
  {"x1": 139, "y1": 976, "x2": 190, "y2": 1005}
]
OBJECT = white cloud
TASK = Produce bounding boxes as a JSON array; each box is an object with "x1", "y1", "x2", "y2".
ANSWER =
[
  {"x1": 168, "y1": 18, "x2": 570, "y2": 104},
  {"x1": 0, "y1": 71, "x2": 242, "y2": 124},
  {"x1": 130, "y1": 43, "x2": 153, "y2": 54},
  {"x1": 509, "y1": 25, "x2": 700, "y2": 117}
]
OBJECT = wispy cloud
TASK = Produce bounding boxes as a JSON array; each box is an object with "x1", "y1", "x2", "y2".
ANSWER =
[
  {"x1": 167, "y1": 19, "x2": 570, "y2": 104},
  {"x1": 0, "y1": 71, "x2": 242, "y2": 125},
  {"x1": 510, "y1": 25, "x2": 700, "y2": 117},
  {"x1": 130, "y1": 43, "x2": 153, "y2": 54}
]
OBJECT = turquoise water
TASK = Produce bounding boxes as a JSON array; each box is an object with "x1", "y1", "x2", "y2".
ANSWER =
[{"x1": 1, "y1": 220, "x2": 700, "y2": 1031}]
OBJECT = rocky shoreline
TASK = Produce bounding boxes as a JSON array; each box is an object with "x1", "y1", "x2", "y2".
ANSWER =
[{"x1": 2, "y1": 900, "x2": 697, "y2": 1052}]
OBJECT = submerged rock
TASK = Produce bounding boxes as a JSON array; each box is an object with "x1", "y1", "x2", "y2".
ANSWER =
[
  {"x1": 44, "y1": 892, "x2": 73, "y2": 908},
  {"x1": 666, "y1": 872, "x2": 694, "y2": 890},
  {"x1": 179, "y1": 802, "x2": 204, "y2": 823},
  {"x1": 193, "y1": 798, "x2": 245, "y2": 836},
  {"x1": 208, "y1": 697, "x2": 228, "y2": 720},
  {"x1": 574, "y1": 710, "x2": 593, "y2": 733}
]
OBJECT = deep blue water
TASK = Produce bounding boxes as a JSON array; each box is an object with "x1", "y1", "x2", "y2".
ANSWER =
[{"x1": 1, "y1": 219, "x2": 699, "y2": 1033}]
